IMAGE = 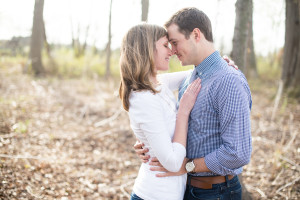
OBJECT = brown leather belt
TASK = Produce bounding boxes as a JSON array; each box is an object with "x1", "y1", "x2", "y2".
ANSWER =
[{"x1": 187, "y1": 175, "x2": 235, "y2": 189}]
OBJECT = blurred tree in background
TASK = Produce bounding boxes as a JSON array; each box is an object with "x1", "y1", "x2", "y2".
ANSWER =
[
  {"x1": 141, "y1": 0, "x2": 149, "y2": 22},
  {"x1": 30, "y1": 0, "x2": 45, "y2": 76},
  {"x1": 105, "y1": 0, "x2": 113, "y2": 78},
  {"x1": 281, "y1": 0, "x2": 300, "y2": 97}
]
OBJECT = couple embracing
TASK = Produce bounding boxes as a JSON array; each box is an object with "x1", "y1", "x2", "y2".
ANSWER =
[{"x1": 119, "y1": 7, "x2": 252, "y2": 200}]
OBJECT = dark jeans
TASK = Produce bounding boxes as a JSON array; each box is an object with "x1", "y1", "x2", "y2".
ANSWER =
[
  {"x1": 184, "y1": 175, "x2": 242, "y2": 200},
  {"x1": 130, "y1": 192, "x2": 144, "y2": 200}
]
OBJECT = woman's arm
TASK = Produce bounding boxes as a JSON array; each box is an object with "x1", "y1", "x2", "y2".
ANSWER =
[
  {"x1": 158, "y1": 70, "x2": 192, "y2": 91},
  {"x1": 130, "y1": 79, "x2": 201, "y2": 172}
]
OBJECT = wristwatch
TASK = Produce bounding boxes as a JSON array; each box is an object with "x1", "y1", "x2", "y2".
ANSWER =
[{"x1": 185, "y1": 159, "x2": 196, "y2": 173}]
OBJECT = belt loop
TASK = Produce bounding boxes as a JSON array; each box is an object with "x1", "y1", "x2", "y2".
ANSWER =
[
  {"x1": 225, "y1": 175, "x2": 230, "y2": 187},
  {"x1": 187, "y1": 175, "x2": 191, "y2": 187}
]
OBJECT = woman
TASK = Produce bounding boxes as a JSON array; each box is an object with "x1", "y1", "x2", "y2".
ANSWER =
[{"x1": 119, "y1": 24, "x2": 201, "y2": 200}]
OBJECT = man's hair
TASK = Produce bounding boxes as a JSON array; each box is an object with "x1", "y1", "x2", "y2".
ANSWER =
[
  {"x1": 119, "y1": 24, "x2": 167, "y2": 111},
  {"x1": 165, "y1": 7, "x2": 213, "y2": 42}
]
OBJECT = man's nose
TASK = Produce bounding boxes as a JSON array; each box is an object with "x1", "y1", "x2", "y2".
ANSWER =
[{"x1": 172, "y1": 48, "x2": 177, "y2": 55}]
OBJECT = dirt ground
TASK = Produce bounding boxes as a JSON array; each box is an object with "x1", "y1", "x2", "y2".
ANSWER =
[{"x1": 0, "y1": 66, "x2": 299, "y2": 200}]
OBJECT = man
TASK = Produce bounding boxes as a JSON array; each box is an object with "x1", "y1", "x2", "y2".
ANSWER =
[{"x1": 135, "y1": 7, "x2": 252, "y2": 199}]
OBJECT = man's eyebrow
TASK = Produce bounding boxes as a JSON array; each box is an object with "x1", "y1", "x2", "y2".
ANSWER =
[{"x1": 168, "y1": 38, "x2": 176, "y2": 42}]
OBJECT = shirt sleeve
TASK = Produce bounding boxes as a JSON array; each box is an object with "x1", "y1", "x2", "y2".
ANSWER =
[
  {"x1": 158, "y1": 70, "x2": 192, "y2": 91},
  {"x1": 129, "y1": 92, "x2": 186, "y2": 172},
  {"x1": 205, "y1": 74, "x2": 252, "y2": 176}
]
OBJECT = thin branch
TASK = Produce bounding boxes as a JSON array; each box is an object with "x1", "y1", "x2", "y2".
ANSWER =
[
  {"x1": 26, "y1": 186, "x2": 44, "y2": 199},
  {"x1": 0, "y1": 132, "x2": 21, "y2": 139},
  {"x1": 272, "y1": 80, "x2": 283, "y2": 121},
  {"x1": 279, "y1": 156, "x2": 300, "y2": 172},
  {"x1": 0, "y1": 154, "x2": 48, "y2": 160},
  {"x1": 94, "y1": 109, "x2": 122, "y2": 127},
  {"x1": 277, "y1": 191, "x2": 289, "y2": 200},
  {"x1": 271, "y1": 168, "x2": 284, "y2": 185},
  {"x1": 247, "y1": 185, "x2": 267, "y2": 198},
  {"x1": 276, "y1": 176, "x2": 300, "y2": 194}
]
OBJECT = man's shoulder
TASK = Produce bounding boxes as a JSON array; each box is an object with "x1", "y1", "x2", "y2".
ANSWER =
[{"x1": 214, "y1": 68, "x2": 248, "y2": 87}]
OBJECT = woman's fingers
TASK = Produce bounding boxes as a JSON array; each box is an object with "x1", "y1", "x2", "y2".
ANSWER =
[
  {"x1": 187, "y1": 78, "x2": 201, "y2": 92},
  {"x1": 150, "y1": 166, "x2": 168, "y2": 172}
]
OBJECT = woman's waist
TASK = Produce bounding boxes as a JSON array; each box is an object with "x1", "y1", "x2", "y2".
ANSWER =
[{"x1": 139, "y1": 163, "x2": 186, "y2": 178}]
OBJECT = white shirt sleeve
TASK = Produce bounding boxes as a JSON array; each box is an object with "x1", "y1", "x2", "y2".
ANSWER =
[
  {"x1": 129, "y1": 92, "x2": 186, "y2": 172},
  {"x1": 158, "y1": 70, "x2": 192, "y2": 91}
]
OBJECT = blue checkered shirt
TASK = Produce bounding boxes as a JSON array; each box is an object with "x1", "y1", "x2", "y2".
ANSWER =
[{"x1": 178, "y1": 51, "x2": 252, "y2": 176}]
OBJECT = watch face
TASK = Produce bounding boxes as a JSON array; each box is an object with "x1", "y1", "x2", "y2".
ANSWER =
[{"x1": 186, "y1": 161, "x2": 194, "y2": 172}]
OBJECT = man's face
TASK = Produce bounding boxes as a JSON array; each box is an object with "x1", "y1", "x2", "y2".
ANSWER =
[{"x1": 167, "y1": 24, "x2": 196, "y2": 66}]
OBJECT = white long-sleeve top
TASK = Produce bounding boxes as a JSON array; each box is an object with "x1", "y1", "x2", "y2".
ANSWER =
[{"x1": 128, "y1": 71, "x2": 191, "y2": 200}]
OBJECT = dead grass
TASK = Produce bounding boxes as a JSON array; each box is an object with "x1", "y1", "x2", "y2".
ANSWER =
[{"x1": 0, "y1": 65, "x2": 299, "y2": 199}]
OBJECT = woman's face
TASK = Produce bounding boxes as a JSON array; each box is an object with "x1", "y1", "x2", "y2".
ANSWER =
[{"x1": 154, "y1": 36, "x2": 172, "y2": 72}]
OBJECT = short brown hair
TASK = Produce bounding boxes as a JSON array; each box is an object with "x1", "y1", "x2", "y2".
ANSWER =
[{"x1": 165, "y1": 7, "x2": 213, "y2": 42}]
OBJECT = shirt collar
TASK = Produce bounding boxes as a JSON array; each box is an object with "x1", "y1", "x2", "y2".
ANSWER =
[{"x1": 194, "y1": 51, "x2": 222, "y2": 78}]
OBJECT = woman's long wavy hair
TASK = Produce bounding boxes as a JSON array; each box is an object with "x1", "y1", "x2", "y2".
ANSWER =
[{"x1": 119, "y1": 24, "x2": 167, "y2": 111}]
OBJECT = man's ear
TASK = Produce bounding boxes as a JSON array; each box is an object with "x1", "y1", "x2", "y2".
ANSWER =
[{"x1": 192, "y1": 28, "x2": 201, "y2": 42}]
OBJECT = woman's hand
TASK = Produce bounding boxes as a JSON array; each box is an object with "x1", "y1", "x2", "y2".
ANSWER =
[
  {"x1": 133, "y1": 141, "x2": 150, "y2": 163},
  {"x1": 223, "y1": 55, "x2": 238, "y2": 70},
  {"x1": 150, "y1": 157, "x2": 188, "y2": 177},
  {"x1": 178, "y1": 78, "x2": 201, "y2": 116}
]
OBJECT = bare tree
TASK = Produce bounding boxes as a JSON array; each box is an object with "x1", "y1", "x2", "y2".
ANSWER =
[
  {"x1": 141, "y1": 0, "x2": 149, "y2": 22},
  {"x1": 70, "y1": 18, "x2": 90, "y2": 58},
  {"x1": 231, "y1": 0, "x2": 251, "y2": 74},
  {"x1": 30, "y1": 0, "x2": 45, "y2": 76},
  {"x1": 281, "y1": 0, "x2": 300, "y2": 96},
  {"x1": 245, "y1": 0, "x2": 258, "y2": 78},
  {"x1": 105, "y1": 0, "x2": 113, "y2": 77}
]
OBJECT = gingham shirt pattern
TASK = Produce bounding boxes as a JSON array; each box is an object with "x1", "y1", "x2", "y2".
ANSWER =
[{"x1": 178, "y1": 51, "x2": 252, "y2": 176}]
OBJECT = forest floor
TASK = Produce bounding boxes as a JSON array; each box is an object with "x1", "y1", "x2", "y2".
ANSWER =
[{"x1": 0, "y1": 65, "x2": 299, "y2": 200}]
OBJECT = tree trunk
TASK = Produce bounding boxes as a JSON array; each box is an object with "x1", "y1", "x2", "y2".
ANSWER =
[
  {"x1": 231, "y1": 0, "x2": 251, "y2": 74},
  {"x1": 282, "y1": 0, "x2": 300, "y2": 97},
  {"x1": 141, "y1": 0, "x2": 149, "y2": 22},
  {"x1": 245, "y1": 0, "x2": 258, "y2": 78},
  {"x1": 105, "y1": 0, "x2": 113, "y2": 77},
  {"x1": 30, "y1": 0, "x2": 45, "y2": 76}
]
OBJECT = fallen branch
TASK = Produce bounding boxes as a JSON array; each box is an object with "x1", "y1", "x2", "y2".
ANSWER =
[
  {"x1": 276, "y1": 176, "x2": 300, "y2": 194},
  {"x1": 94, "y1": 109, "x2": 123, "y2": 127},
  {"x1": 0, "y1": 154, "x2": 48, "y2": 161},
  {"x1": 26, "y1": 185, "x2": 44, "y2": 199},
  {"x1": 283, "y1": 114, "x2": 297, "y2": 152},
  {"x1": 271, "y1": 168, "x2": 284, "y2": 185},
  {"x1": 276, "y1": 191, "x2": 289, "y2": 200},
  {"x1": 247, "y1": 185, "x2": 267, "y2": 198},
  {"x1": 0, "y1": 132, "x2": 21, "y2": 139},
  {"x1": 279, "y1": 156, "x2": 300, "y2": 172},
  {"x1": 271, "y1": 80, "x2": 283, "y2": 121}
]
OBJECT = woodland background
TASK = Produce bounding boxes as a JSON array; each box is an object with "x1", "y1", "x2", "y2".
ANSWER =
[{"x1": 0, "y1": 0, "x2": 299, "y2": 199}]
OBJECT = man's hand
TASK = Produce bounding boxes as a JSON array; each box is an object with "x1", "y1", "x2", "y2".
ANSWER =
[
  {"x1": 150, "y1": 157, "x2": 188, "y2": 177},
  {"x1": 223, "y1": 55, "x2": 238, "y2": 70},
  {"x1": 133, "y1": 141, "x2": 150, "y2": 163}
]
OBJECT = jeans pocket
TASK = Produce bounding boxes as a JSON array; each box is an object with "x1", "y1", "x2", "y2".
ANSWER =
[
  {"x1": 190, "y1": 187, "x2": 220, "y2": 200},
  {"x1": 230, "y1": 186, "x2": 242, "y2": 200}
]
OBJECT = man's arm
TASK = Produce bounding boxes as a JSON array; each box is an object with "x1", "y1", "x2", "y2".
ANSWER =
[{"x1": 204, "y1": 74, "x2": 252, "y2": 175}]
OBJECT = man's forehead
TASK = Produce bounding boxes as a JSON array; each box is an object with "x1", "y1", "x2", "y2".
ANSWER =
[{"x1": 167, "y1": 24, "x2": 183, "y2": 41}]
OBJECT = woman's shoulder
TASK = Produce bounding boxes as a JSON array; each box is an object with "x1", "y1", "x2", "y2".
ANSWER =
[
  {"x1": 130, "y1": 90, "x2": 161, "y2": 106},
  {"x1": 128, "y1": 90, "x2": 163, "y2": 118}
]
